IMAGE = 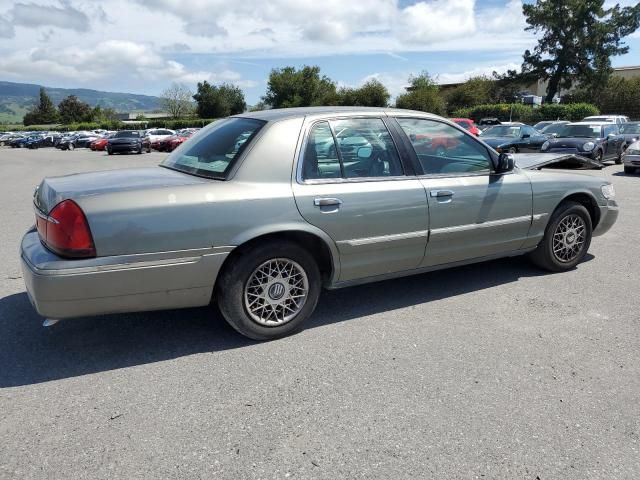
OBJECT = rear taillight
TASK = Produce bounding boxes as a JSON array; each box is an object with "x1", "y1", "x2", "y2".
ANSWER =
[{"x1": 35, "y1": 200, "x2": 96, "y2": 258}]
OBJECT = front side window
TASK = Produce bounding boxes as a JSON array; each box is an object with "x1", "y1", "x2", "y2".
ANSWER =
[
  {"x1": 396, "y1": 118, "x2": 492, "y2": 175},
  {"x1": 302, "y1": 118, "x2": 403, "y2": 180},
  {"x1": 603, "y1": 124, "x2": 618, "y2": 136},
  {"x1": 161, "y1": 118, "x2": 265, "y2": 179}
]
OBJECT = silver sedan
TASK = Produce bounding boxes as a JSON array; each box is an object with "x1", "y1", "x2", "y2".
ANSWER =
[
  {"x1": 21, "y1": 107, "x2": 619, "y2": 340},
  {"x1": 622, "y1": 140, "x2": 640, "y2": 174}
]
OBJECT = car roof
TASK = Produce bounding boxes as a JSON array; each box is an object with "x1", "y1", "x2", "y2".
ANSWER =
[
  {"x1": 568, "y1": 122, "x2": 610, "y2": 126},
  {"x1": 234, "y1": 106, "x2": 434, "y2": 122}
]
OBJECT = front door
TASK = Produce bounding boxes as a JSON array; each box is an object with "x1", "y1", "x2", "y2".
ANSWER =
[
  {"x1": 393, "y1": 117, "x2": 533, "y2": 267},
  {"x1": 292, "y1": 118, "x2": 429, "y2": 282}
]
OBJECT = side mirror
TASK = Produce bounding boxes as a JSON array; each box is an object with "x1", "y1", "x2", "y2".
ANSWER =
[
  {"x1": 357, "y1": 146, "x2": 372, "y2": 159},
  {"x1": 497, "y1": 153, "x2": 515, "y2": 173}
]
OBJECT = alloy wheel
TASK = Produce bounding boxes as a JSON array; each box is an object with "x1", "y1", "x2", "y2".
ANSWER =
[
  {"x1": 244, "y1": 258, "x2": 309, "y2": 326},
  {"x1": 552, "y1": 214, "x2": 587, "y2": 263}
]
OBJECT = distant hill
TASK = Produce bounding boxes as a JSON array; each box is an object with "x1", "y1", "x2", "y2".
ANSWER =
[{"x1": 0, "y1": 81, "x2": 161, "y2": 124}]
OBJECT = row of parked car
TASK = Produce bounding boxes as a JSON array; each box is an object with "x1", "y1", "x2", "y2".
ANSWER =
[
  {"x1": 448, "y1": 114, "x2": 639, "y2": 172},
  {"x1": 0, "y1": 128, "x2": 200, "y2": 155}
]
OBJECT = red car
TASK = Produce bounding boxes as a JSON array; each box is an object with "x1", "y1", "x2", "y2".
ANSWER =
[
  {"x1": 89, "y1": 138, "x2": 109, "y2": 151},
  {"x1": 167, "y1": 129, "x2": 199, "y2": 152},
  {"x1": 449, "y1": 118, "x2": 480, "y2": 136}
]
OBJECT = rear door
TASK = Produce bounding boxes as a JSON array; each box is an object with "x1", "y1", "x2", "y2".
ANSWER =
[{"x1": 292, "y1": 117, "x2": 429, "y2": 282}]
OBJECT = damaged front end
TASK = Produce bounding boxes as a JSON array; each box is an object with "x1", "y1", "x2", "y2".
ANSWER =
[{"x1": 513, "y1": 153, "x2": 605, "y2": 171}]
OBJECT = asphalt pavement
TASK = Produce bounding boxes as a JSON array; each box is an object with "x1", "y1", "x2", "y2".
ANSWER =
[{"x1": 0, "y1": 147, "x2": 638, "y2": 479}]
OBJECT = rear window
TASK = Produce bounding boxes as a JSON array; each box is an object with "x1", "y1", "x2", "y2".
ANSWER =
[{"x1": 161, "y1": 118, "x2": 265, "y2": 179}]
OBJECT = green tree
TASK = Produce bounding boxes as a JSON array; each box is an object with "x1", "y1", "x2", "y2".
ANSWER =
[
  {"x1": 58, "y1": 95, "x2": 93, "y2": 124},
  {"x1": 338, "y1": 79, "x2": 390, "y2": 107},
  {"x1": 395, "y1": 72, "x2": 446, "y2": 114},
  {"x1": 263, "y1": 66, "x2": 338, "y2": 108},
  {"x1": 444, "y1": 76, "x2": 497, "y2": 113},
  {"x1": 193, "y1": 81, "x2": 246, "y2": 118},
  {"x1": 522, "y1": 0, "x2": 640, "y2": 102},
  {"x1": 91, "y1": 106, "x2": 120, "y2": 122},
  {"x1": 23, "y1": 87, "x2": 58, "y2": 125}
]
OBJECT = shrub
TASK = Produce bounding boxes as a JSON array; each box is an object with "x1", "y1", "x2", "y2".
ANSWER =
[{"x1": 451, "y1": 103, "x2": 599, "y2": 123}]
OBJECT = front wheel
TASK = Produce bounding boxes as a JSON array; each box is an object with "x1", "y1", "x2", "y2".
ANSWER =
[
  {"x1": 529, "y1": 201, "x2": 592, "y2": 272},
  {"x1": 107, "y1": 146, "x2": 113, "y2": 155},
  {"x1": 593, "y1": 149, "x2": 603, "y2": 163},
  {"x1": 624, "y1": 166, "x2": 636, "y2": 174},
  {"x1": 216, "y1": 241, "x2": 321, "y2": 340}
]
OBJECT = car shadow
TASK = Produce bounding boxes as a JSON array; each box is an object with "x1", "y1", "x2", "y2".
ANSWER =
[
  {"x1": 612, "y1": 171, "x2": 638, "y2": 176},
  {"x1": 0, "y1": 255, "x2": 592, "y2": 388}
]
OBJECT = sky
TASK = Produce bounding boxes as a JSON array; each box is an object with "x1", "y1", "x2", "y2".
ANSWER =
[{"x1": 0, "y1": 0, "x2": 639, "y2": 105}]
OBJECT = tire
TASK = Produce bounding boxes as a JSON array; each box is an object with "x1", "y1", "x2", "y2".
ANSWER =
[
  {"x1": 137, "y1": 145, "x2": 142, "y2": 154},
  {"x1": 216, "y1": 240, "x2": 321, "y2": 341},
  {"x1": 508, "y1": 147, "x2": 517, "y2": 154},
  {"x1": 107, "y1": 147, "x2": 113, "y2": 155},
  {"x1": 146, "y1": 146, "x2": 151, "y2": 153},
  {"x1": 68, "y1": 143, "x2": 75, "y2": 151},
  {"x1": 0, "y1": 141, "x2": 5, "y2": 147},
  {"x1": 529, "y1": 201, "x2": 593, "y2": 272},
  {"x1": 593, "y1": 149, "x2": 603, "y2": 162},
  {"x1": 624, "y1": 166, "x2": 635, "y2": 174},
  {"x1": 615, "y1": 152, "x2": 623, "y2": 165}
]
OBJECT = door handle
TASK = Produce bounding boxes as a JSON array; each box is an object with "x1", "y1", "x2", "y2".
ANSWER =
[
  {"x1": 314, "y1": 197, "x2": 343, "y2": 207},
  {"x1": 430, "y1": 190, "x2": 454, "y2": 198}
]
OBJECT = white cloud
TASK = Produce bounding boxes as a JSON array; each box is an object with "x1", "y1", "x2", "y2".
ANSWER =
[
  {"x1": 399, "y1": 0, "x2": 476, "y2": 44},
  {"x1": 10, "y1": 1, "x2": 90, "y2": 32},
  {"x1": 436, "y1": 62, "x2": 521, "y2": 84},
  {"x1": 0, "y1": 40, "x2": 250, "y2": 88},
  {"x1": 0, "y1": 15, "x2": 14, "y2": 38}
]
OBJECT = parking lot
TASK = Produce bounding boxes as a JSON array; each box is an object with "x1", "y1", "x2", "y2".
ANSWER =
[{"x1": 0, "y1": 147, "x2": 638, "y2": 479}]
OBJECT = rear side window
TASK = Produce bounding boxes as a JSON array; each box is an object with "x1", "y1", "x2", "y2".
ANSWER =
[
  {"x1": 396, "y1": 118, "x2": 492, "y2": 175},
  {"x1": 302, "y1": 118, "x2": 403, "y2": 180},
  {"x1": 161, "y1": 118, "x2": 265, "y2": 179}
]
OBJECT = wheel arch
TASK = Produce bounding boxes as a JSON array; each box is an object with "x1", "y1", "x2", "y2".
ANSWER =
[
  {"x1": 218, "y1": 225, "x2": 340, "y2": 291},
  {"x1": 559, "y1": 191, "x2": 600, "y2": 229}
]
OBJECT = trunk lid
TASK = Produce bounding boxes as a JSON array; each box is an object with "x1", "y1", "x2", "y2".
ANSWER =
[{"x1": 34, "y1": 166, "x2": 209, "y2": 214}]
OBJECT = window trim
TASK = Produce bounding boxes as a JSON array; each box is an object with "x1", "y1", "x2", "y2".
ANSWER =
[
  {"x1": 296, "y1": 116, "x2": 411, "y2": 184},
  {"x1": 391, "y1": 116, "x2": 498, "y2": 177}
]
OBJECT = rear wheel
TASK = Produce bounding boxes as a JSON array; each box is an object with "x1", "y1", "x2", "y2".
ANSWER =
[
  {"x1": 508, "y1": 146, "x2": 517, "y2": 154},
  {"x1": 216, "y1": 241, "x2": 321, "y2": 340},
  {"x1": 107, "y1": 146, "x2": 113, "y2": 155},
  {"x1": 529, "y1": 201, "x2": 592, "y2": 272},
  {"x1": 624, "y1": 166, "x2": 635, "y2": 174},
  {"x1": 68, "y1": 143, "x2": 75, "y2": 151}
]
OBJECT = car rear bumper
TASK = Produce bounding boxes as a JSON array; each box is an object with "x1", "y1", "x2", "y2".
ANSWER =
[
  {"x1": 20, "y1": 230, "x2": 230, "y2": 320},
  {"x1": 593, "y1": 200, "x2": 619, "y2": 237}
]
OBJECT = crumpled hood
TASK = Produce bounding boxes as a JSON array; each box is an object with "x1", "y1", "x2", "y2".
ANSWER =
[{"x1": 513, "y1": 153, "x2": 604, "y2": 170}]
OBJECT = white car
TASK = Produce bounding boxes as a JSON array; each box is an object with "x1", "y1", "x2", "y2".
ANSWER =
[
  {"x1": 582, "y1": 115, "x2": 629, "y2": 125},
  {"x1": 144, "y1": 128, "x2": 176, "y2": 145}
]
